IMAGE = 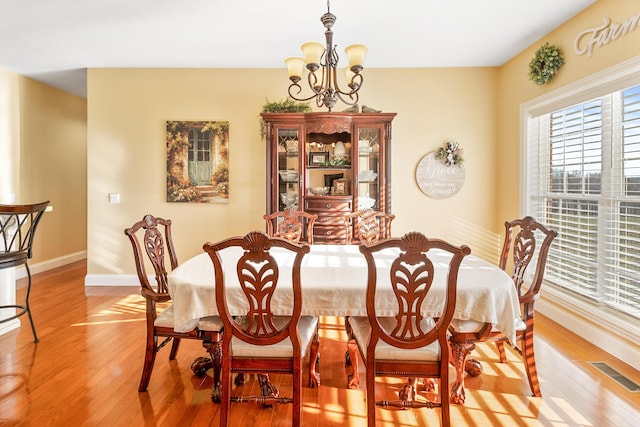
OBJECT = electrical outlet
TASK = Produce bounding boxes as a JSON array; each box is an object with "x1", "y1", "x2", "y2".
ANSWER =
[{"x1": 108, "y1": 193, "x2": 120, "y2": 204}]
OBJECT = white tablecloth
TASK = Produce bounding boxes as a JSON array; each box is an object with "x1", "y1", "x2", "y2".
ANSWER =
[{"x1": 167, "y1": 244, "x2": 520, "y2": 343}]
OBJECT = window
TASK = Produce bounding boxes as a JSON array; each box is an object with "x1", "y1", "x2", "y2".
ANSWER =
[{"x1": 525, "y1": 79, "x2": 640, "y2": 320}]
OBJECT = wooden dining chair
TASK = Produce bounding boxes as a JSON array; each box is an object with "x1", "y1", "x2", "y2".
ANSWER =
[
  {"x1": 342, "y1": 209, "x2": 395, "y2": 245},
  {"x1": 346, "y1": 232, "x2": 470, "y2": 426},
  {"x1": 449, "y1": 216, "x2": 557, "y2": 398},
  {"x1": 263, "y1": 207, "x2": 318, "y2": 244},
  {"x1": 0, "y1": 201, "x2": 49, "y2": 343},
  {"x1": 203, "y1": 231, "x2": 318, "y2": 427},
  {"x1": 125, "y1": 214, "x2": 223, "y2": 392}
]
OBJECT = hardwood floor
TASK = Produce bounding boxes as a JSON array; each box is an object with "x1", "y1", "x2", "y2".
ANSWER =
[{"x1": 1, "y1": 260, "x2": 639, "y2": 426}]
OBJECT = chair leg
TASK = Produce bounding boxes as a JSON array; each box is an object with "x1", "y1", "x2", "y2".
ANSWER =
[
  {"x1": 169, "y1": 337, "x2": 181, "y2": 360},
  {"x1": 219, "y1": 349, "x2": 232, "y2": 427},
  {"x1": 346, "y1": 338, "x2": 360, "y2": 389},
  {"x1": 366, "y1": 362, "x2": 376, "y2": 427},
  {"x1": 522, "y1": 328, "x2": 542, "y2": 397},
  {"x1": 139, "y1": 333, "x2": 158, "y2": 392},
  {"x1": 496, "y1": 341, "x2": 507, "y2": 363},
  {"x1": 440, "y1": 368, "x2": 451, "y2": 427},
  {"x1": 293, "y1": 362, "x2": 302, "y2": 427},
  {"x1": 24, "y1": 265, "x2": 39, "y2": 343}
]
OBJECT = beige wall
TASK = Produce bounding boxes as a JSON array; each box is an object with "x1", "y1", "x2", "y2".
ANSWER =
[
  {"x1": 0, "y1": 73, "x2": 87, "y2": 266},
  {"x1": 496, "y1": 0, "x2": 640, "y2": 227},
  {"x1": 20, "y1": 79, "x2": 88, "y2": 263},
  {"x1": 87, "y1": 66, "x2": 501, "y2": 276}
]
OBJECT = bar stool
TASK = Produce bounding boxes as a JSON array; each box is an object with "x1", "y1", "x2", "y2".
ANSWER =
[{"x1": 0, "y1": 201, "x2": 49, "y2": 342}]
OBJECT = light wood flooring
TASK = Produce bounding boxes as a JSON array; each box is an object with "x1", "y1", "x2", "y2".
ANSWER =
[{"x1": 1, "y1": 260, "x2": 640, "y2": 426}]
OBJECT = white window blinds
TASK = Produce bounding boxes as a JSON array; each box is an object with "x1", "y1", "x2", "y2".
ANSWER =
[
  {"x1": 602, "y1": 85, "x2": 640, "y2": 317},
  {"x1": 526, "y1": 83, "x2": 640, "y2": 319}
]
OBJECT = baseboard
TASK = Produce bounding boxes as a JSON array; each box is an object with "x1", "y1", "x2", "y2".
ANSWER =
[
  {"x1": 15, "y1": 251, "x2": 87, "y2": 280},
  {"x1": 0, "y1": 318, "x2": 20, "y2": 336},
  {"x1": 84, "y1": 274, "x2": 139, "y2": 287},
  {"x1": 537, "y1": 288, "x2": 640, "y2": 372}
]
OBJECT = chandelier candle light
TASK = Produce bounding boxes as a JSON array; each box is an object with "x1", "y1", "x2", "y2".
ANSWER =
[{"x1": 285, "y1": 0, "x2": 367, "y2": 112}]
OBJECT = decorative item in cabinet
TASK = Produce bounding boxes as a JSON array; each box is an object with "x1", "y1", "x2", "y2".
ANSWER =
[
  {"x1": 280, "y1": 193, "x2": 299, "y2": 208},
  {"x1": 279, "y1": 170, "x2": 298, "y2": 182},
  {"x1": 308, "y1": 152, "x2": 330, "y2": 167},
  {"x1": 357, "y1": 170, "x2": 377, "y2": 182},
  {"x1": 284, "y1": 138, "x2": 298, "y2": 153},
  {"x1": 332, "y1": 179, "x2": 349, "y2": 195}
]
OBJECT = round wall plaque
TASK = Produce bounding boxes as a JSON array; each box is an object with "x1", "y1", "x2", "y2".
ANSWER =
[{"x1": 415, "y1": 152, "x2": 465, "y2": 199}]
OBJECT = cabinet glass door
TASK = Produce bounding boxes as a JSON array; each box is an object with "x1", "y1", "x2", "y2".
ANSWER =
[
  {"x1": 356, "y1": 127, "x2": 381, "y2": 211},
  {"x1": 276, "y1": 128, "x2": 300, "y2": 211}
]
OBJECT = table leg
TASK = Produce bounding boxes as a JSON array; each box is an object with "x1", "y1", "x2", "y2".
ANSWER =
[
  {"x1": 465, "y1": 358, "x2": 483, "y2": 377},
  {"x1": 258, "y1": 374, "x2": 279, "y2": 405},
  {"x1": 200, "y1": 339, "x2": 223, "y2": 403},
  {"x1": 448, "y1": 336, "x2": 477, "y2": 404},
  {"x1": 190, "y1": 356, "x2": 212, "y2": 376},
  {"x1": 309, "y1": 330, "x2": 321, "y2": 388},
  {"x1": 399, "y1": 378, "x2": 418, "y2": 401}
]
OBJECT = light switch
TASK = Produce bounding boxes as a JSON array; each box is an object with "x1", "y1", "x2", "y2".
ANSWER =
[{"x1": 108, "y1": 193, "x2": 120, "y2": 204}]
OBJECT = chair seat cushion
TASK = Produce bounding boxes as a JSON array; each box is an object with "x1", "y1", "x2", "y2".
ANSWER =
[
  {"x1": 154, "y1": 304, "x2": 176, "y2": 328},
  {"x1": 449, "y1": 317, "x2": 526, "y2": 333},
  {"x1": 231, "y1": 315, "x2": 319, "y2": 358},
  {"x1": 348, "y1": 316, "x2": 441, "y2": 361},
  {"x1": 198, "y1": 315, "x2": 224, "y2": 332}
]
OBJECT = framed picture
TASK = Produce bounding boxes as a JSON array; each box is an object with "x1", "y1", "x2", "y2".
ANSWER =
[
  {"x1": 308, "y1": 151, "x2": 329, "y2": 167},
  {"x1": 332, "y1": 178, "x2": 348, "y2": 195},
  {"x1": 166, "y1": 120, "x2": 230, "y2": 203}
]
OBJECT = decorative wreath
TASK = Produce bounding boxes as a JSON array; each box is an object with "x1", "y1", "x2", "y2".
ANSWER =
[
  {"x1": 434, "y1": 141, "x2": 463, "y2": 167},
  {"x1": 529, "y1": 42, "x2": 564, "y2": 86}
]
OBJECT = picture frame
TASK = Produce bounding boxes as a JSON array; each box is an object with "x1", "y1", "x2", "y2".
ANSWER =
[
  {"x1": 308, "y1": 151, "x2": 329, "y2": 167},
  {"x1": 166, "y1": 120, "x2": 230, "y2": 203},
  {"x1": 332, "y1": 178, "x2": 348, "y2": 195}
]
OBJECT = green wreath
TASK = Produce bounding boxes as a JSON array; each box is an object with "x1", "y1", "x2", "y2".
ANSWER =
[{"x1": 529, "y1": 42, "x2": 564, "y2": 86}]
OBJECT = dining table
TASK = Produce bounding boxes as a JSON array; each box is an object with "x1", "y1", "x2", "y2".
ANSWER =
[{"x1": 167, "y1": 243, "x2": 520, "y2": 404}]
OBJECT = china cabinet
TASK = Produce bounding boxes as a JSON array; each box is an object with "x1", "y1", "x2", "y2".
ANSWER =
[{"x1": 262, "y1": 112, "x2": 396, "y2": 244}]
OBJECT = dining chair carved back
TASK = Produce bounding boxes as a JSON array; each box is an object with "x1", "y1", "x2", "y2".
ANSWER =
[
  {"x1": 203, "y1": 231, "x2": 319, "y2": 427},
  {"x1": 264, "y1": 207, "x2": 318, "y2": 244},
  {"x1": 495, "y1": 216, "x2": 557, "y2": 396},
  {"x1": 0, "y1": 201, "x2": 49, "y2": 343},
  {"x1": 125, "y1": 214, "x2": 222, "y2": 393},
  {"x1": 346, "y1": 231, "x2": 470, "y2": 426},
  {"x1": 342, "y1": 209, "x2": 395, "y2": 245},
  {"x1": 449, "y1": 216, "x2": 557, "y2": 398}
]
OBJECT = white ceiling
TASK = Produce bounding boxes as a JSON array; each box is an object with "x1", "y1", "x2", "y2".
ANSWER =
[{"x1": 0, "y1": 0, "x2": 596, "y2": 98}]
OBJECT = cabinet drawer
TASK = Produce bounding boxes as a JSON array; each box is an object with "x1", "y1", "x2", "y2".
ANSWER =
[
  {"x1": 313, "y1": 225, "x2": 347, "y2": 243},
  {"x1": 305, "y1": 197, "x2": 352, "y2": 212},
  {"x1": 315, "y1": 214, "x2": 347, "y2": 226}
]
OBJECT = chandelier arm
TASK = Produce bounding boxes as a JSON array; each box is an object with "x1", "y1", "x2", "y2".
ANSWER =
[
  {"x1": 330, "y1": 69, "x2": 363, "y2": 97},
  {"x1": 287, "y1": 82, "x2": 324, "y2": 103},
  {"x1": 334, "y1": 91, "x2": 359, "y2": 107}
]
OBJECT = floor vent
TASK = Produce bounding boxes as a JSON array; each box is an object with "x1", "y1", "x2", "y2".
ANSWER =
[{"x1": 589, "y1": 362, "x2": 640, "y2": 392}]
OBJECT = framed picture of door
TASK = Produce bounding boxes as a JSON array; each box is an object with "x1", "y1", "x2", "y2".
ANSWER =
[{"x1": 166, "y1": 120, "x2": 230, "y2": 203}]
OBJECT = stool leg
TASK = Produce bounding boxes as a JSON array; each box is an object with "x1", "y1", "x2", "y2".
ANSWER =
[{"x1": 24, "y1": 264, "x2": 39, "y2": 343}]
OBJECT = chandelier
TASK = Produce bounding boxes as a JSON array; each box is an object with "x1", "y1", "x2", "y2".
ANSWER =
[{"x1": 285, "y1": 1, "x2": 367, "y2": 112}]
